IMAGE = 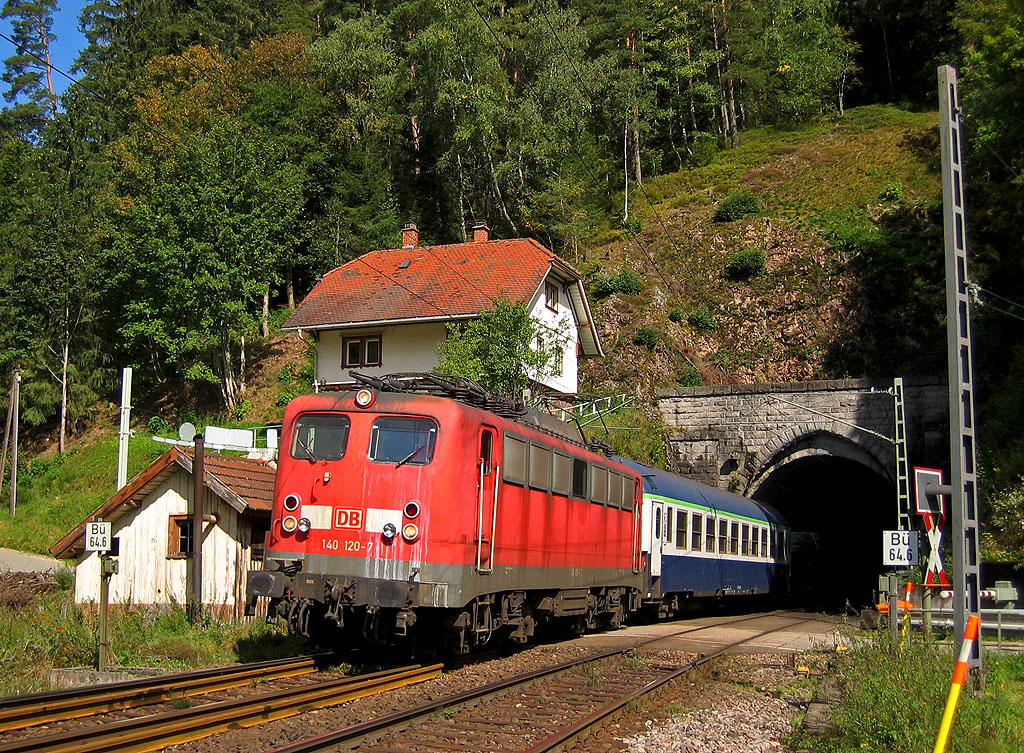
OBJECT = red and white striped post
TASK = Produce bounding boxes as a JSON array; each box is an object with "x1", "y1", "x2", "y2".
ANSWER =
[{"x1": 932, "y1": 613, "x2": 981, "y2": 753}]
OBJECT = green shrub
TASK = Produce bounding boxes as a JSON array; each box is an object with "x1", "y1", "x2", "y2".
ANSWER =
[
  {"x1": 689, "y1": 132, "x2": 719, "y2": 167},
  {"x1": 621, "y1": 216, "x2": 643, "y2": 235},
  {"x1": 713, "y1": 191, "x2": 761, "y2": 222},
  {"x1": 276, "y1": 391, "x2": 295, "y2": 407},
  {"x1": 593, "y1": 268, "x2": 644, "y2": 298},
  {"x1": 668, "y1": 308, "x2": 684, "y2": 323},
  {"x1": 147, "y1": 415, "x2": 172, "y2": 435},
  {"x1": 675, "y1": 365, "x2": 703, "y2": 386},
  {"x1": 687, "y1": 306, "x2": 718, "y2": 331},
  {"x1": 724, "y1": 248, "x2": 766, "y2": 279},
  {"x1": 880, "y1": 179, "x2": 905, "y2": 203},
  {"x1": 633, "y1": 327, "x2": 659, "y2": 349}
]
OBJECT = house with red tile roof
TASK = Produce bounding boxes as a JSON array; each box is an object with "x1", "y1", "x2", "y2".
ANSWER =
[
  {"x1": 284, "y1": 223, "x2": 603, "y2": 396},
  {"x1": 51, "y1": 448, "x2": 275, "y2": 619}
]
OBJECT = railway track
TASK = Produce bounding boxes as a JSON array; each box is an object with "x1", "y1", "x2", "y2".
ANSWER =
[
  {"x1": 267, "y1": 612, "x2": 820, "y2": 753},
  {"x1": 0, "y1": 663, "x2": 442, "y2": 753},
  {"x1": 0, "y1": 655, "x2": 327, "y2": 733}
]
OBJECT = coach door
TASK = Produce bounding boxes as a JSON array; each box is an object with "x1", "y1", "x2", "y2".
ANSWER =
[
  {"x1": 650, "y1": 499, "x2": 664, "y2": 578},
  {"x1": 476, "y1": 427, "x2": 498, "y2": 573}
]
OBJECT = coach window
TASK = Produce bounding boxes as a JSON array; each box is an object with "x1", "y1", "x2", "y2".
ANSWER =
[
  {"x1": 571, "y1": 458, "x2": 588, "y2": 498},
  {"x1": 719, "y1": 519, "x2": 728, "y2": 553},
  {"x1": 741, "y1": 524, "x2": 750, "y2": 556},
  {"x1": 503, "y1": 435, "x2": 528, "y2": 485},
  {"x1": 609, "y1": 472, "x2": 623, "y2": 507},
  {"x1": 591, "y1": 466, "x2": 608, "y2": 504},
  {"x1": 529, "y1": 443, "x2": 551, "y2": 490},
  {"x1": 552, "y1": 452, "x2": 571, "y2": 495},
  {"x1": 291, "y1": 414, "x2": 350, "y2": 461},
  {"x1": 665, "y1": 508, "x2": 674, "y2": 545},
  {"x1": 675, "y1": 508, "x2": 688, "y2": 550},
  {"x1": 369, "y1": 417, "x2": 437, "y2": 465},
  {"x1": 689, "y1": 512, "x2": 701, "y2": 552},
  {"x1": 730, "y1": 522, "x2": 740, "y2": 554},
  {"x1": 705, "y1": 516, "x2": 716, "y2": 552},
  {"x1": 761, "y1": 528, "x2": 769, "y2": 558},
  {"x1": 752, "y1": 526, "x2": 760, "y2": 557}
]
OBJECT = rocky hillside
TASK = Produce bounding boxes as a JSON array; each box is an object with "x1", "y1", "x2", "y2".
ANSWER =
[{"x1": 578, "y1": 105, "x2": 943, "y2": 396}]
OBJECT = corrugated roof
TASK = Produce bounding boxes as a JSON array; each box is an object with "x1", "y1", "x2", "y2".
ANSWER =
[
  {"x1": 283, "y1": 238, "x2": 577, "y2": 330},
  {"x1": 50, "y1": 448, "x2": 276, "y2": 559}
]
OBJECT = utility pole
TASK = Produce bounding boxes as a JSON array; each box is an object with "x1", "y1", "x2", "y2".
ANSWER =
[
  {"x1": 190, "y1": 434, "x2": 205, "y2": 622},
  {"x1": 938, "y1": 65, "x2": 982, "y2": 673},
  {"x1": 116, "y1": 368, "x2": 133, "y2": 490},
  {"x1": 7, "y1": 370, "x2": 19, "y2": 518}
]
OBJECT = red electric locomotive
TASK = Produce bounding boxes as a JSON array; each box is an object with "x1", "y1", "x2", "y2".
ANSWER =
[{"x1": 247, "y1": 374, "x2": 644, "y2": 653}]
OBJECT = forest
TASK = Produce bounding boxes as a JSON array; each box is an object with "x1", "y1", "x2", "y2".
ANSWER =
[{"x1": 0, "y1": 0, "x2": 1022, "y2": 551}]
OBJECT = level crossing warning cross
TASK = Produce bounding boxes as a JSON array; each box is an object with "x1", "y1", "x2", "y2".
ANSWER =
[{"x1": 914, "y1": 467, "x2": 949, "y2": 587}]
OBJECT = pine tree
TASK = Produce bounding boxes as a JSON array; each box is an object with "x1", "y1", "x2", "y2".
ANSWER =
[{"x1": 0, "y1": 0, "x2": 59, "y2": 136}]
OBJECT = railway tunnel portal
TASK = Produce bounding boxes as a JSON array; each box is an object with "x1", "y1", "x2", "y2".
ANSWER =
[{"x1": 656, "y1": 377, "x2": 948, "y2": 606}]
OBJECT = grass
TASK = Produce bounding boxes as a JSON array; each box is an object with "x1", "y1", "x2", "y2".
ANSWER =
[
  {"x1": 0, "y1": 584, "x2": 305, "y2": 697},
  {"x1": 788, "y1": 633, "x2": 1024, "y2": 753},
  {"x1": 0, "y1": 431, "x2": 168, "y2": 555}
]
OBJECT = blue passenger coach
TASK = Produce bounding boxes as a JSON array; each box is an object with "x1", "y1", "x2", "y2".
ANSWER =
[{"x1": 617, "y1": 459, "x2": 790, "y2": 609}]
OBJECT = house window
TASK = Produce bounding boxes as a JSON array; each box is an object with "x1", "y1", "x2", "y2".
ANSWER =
[
  {"x1": 343, "y1": 336, "x2": 382, "y2": 368},
  {"x1": 545, "y1": 282, "x2": 559, "y2": 311},
  {"x1": 168, "y1": 516, "x2": 193, "y2": 558}
]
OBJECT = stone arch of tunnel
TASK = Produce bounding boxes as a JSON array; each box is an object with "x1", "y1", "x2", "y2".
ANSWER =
[{"x1": 746, "y1": 430, "x2": 897, "y2": 608}]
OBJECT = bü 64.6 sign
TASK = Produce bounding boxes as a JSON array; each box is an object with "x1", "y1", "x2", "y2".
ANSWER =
[{"x1": 882, "y1": 529, "x2": 920, "y2": 567}]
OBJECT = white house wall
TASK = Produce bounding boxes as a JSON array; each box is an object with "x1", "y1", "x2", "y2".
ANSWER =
[
  {"x1": 315, "y1": 323, "x2": 449, "y2": 385},
  {"x1": 527, "y1": 275, "x2": 579, "y2": 395},
  {"x1": 74, "y1": 469, "x2": 253, "y2": 617}
]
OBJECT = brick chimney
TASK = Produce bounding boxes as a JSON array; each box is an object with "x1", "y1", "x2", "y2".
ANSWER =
[
  {"x1": 401, "y1": 222, "x2": 419, "y2": 249},
  {"x1": 471, "y1": 220, "x2": 490, "y2": 243}
]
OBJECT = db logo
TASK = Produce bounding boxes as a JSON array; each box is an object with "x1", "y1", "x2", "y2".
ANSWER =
[{"x1": 334, "y1": 508, "x2": 363, "y2": 530}]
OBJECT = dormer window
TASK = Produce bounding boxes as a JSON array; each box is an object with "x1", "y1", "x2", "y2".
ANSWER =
[{"x1": 545, "y1": 282, "x2": 559, "y2": 311}]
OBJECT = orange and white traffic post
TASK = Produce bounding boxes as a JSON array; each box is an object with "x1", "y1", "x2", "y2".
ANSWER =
[{"x1": 932, "y1": 613, "x2": 981, "y2": 753}]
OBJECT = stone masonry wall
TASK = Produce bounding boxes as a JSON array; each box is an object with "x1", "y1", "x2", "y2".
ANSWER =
[{"x1": 655, "y1": 377, "x2": 949, "y2": 493}]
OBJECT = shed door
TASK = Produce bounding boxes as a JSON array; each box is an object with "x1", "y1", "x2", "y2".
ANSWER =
[{"x1": 475, "y1": 427, "x2": 498, "y2": 573}]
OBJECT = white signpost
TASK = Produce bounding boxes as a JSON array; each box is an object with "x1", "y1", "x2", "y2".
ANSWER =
[
  {"x1": 882, "y1": 529, "x2": 920, "y2": 568},
  {"x1": 85, "y1": 521, "x2": 111, "y2": 552}
]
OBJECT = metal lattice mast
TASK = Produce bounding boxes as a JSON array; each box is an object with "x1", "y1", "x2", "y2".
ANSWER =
[
  {"x1": 893, "y1": 377, "x2": 911, "y2": 531},
  {"x1": 938, "y1": 65, "x2": 982, "y2": 672}
]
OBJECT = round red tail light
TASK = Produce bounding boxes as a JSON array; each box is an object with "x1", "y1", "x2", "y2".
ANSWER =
[{"x1": 403, "y1": 500, "x2": 420, "y2": 519}]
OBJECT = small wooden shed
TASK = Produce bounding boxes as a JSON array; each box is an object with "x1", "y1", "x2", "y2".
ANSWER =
[{"x1": 51, "y1": 448, "x2": 275, "y2": 619}]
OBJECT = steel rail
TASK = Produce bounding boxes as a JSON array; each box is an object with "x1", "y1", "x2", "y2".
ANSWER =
[
  {"x1": 523, "y1": 615, "x2": 818, "y2": 753},
  {"x1": 0, "y1": 655, "x2": 329, "y2": 733},
  {"x1": 266, "y1": 611, "x2": 806, "y2": 753},
  {"x1": 0, "y1": 663, "x2": 442, "y2": 753}
]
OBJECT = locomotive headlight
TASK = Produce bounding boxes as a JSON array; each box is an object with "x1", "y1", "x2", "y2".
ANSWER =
[
  {"x1": 297, "y1": 517, "x2": 311, "y2": 534},
  {"x1": 355, "y1": 388, "x2": 375, "y2": 408},
  {"x1": 283, "y1": 494, "x2": 300, "y2": 511},
  {"x1": 402, "y1": 523, "x2": 420, "y2": 542},
  {"x1": 282, "y1": 515, "x2": 298, "y2": 533},
  {"x1": 382, "y1": 522, "x2": 398, "y2": 540},
  {"x1": 403, "y1": 500, "x2": 420, "y2": 519}
]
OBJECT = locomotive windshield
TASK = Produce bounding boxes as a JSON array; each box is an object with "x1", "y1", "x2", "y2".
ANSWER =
[
  {"x1": 291, "y1": 414, "x2": 351, "y2": 461},
  {"x1": 369, "y1": 417, "x2": 437, "y2": 466}
]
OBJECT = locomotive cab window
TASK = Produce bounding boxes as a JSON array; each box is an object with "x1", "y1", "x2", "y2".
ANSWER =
[
  {"x1": 369, "y1": 417, "x2": 437, "y2": 465},
  {"x1": 291, "y1": 414, "x2": 351, "y2": 461}
]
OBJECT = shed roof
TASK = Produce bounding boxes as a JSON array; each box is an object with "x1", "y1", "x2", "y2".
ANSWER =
[
  {"x1": 283, "y1": 238, "x2": 602, "y2": 356},
  {"x1": 50, "y1": 448, "x2": 276, "y2": 559}
]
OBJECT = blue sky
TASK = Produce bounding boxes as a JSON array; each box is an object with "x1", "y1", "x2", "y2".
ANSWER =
[{"x1": 0, "y1": 0, "x2": 87, "y2": 98}]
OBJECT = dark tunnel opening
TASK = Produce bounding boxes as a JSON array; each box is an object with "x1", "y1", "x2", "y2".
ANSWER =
[{"x1": 751, "y1": 455, "x2": 895, "y2": 609}]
